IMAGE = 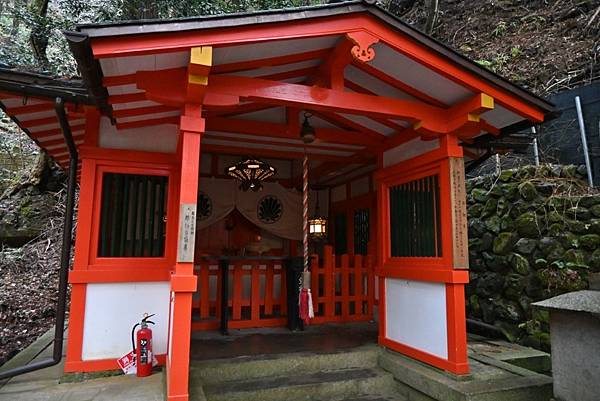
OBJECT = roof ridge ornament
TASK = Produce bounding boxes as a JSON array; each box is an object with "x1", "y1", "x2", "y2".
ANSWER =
[{"x1": 346, "y1": 31, "x2": 379, "y2": 63}]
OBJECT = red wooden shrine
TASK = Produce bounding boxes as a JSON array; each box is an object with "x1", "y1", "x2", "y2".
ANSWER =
[{"x1": 0, "y1": 2, "x2": 555, "y2": 401}]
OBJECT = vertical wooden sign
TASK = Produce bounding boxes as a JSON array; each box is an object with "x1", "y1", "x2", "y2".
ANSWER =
[
  {"x1": 449, "y1": 157, "x2": 469, "y2": 269},
  {"x1": 177, "y1": 203, "x2": 197, "y2": 263}
]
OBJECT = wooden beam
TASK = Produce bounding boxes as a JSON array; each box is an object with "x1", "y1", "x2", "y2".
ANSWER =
[
  {"x1": 206, "y1": 75, "x2": 447, "y2": 128},
  {"x1": 212, "y1": 48, "x2": 329, "y2": 74},
  {"x1": 113, "y1": 105, "x2": 179, "y2": 118},
  {"x1": 205, "y1": 116, "x2": 383, "y2": 148},
  {"x1": 200, "y1": 142, "x2": 352, "y2": 161}
]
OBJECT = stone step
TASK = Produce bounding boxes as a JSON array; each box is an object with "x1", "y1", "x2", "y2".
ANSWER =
[
  {"x1": 200, "y1": 367, "x2": 397, "y2": 401},
  {"x1": 191, "y1": 345, "x2": 379, "y2": 385},
  {"x1": 340, "y1": 394, "x2": 407, "y2": 401}
]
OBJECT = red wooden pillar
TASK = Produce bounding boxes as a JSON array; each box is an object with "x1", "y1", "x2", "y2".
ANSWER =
[{"x1": 166, "y1": 106, "x2": 204, "y2": 401}]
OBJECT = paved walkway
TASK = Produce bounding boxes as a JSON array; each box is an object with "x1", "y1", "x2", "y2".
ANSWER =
[{"x1": 0, "y1": 328, "x2": 163, "y2": 401}]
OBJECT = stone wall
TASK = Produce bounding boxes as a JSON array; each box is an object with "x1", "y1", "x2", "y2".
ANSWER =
[{"x1": 466, "y1": 164, "x2": 598, "y2": 351}]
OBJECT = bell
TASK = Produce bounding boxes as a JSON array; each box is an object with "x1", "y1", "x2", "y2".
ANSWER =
[{"x1": 300, "y1": 114, "x2": 315, "y2": 143}]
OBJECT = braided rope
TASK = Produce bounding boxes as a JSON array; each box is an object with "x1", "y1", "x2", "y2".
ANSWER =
[{"x1": 302, "y1": 153, "x2": 309, "y2": 273}]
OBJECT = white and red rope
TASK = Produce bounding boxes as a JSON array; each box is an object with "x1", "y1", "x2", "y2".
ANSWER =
[{"x1": 302, "y1": 153, "x2": 309, "y2": 272}]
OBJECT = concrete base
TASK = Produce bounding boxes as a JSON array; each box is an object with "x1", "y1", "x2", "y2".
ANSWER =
[{"x1": 379, "y1": 348, "x2": 553, "y2": 401}]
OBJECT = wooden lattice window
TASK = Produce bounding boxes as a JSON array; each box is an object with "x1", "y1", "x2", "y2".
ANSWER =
[
  {"x1": 334, "y1": 212, "x2": 348, "y2": 255},
  {"x1": 353, "y1": 208, "x2": 370, "y2": 255},
  {"x1": 389, "y1": 175, "x2": 441, "y2": 257},
  {"x1": 98, "y1": 173, "x2": 168, "y2": 257}
]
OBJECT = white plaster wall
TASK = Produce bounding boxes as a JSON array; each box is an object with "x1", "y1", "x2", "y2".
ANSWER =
[
  {"x1": 98, "y1": 116, "x2": 178, "y2": 153},
  {"x1": 81, "y1": 282, "x2": 171, "y2": 360},
  {"x1": 383, "y1": 138, "x2": 439, "y2": 168},
  {"x1": 385, "y1": 278, "x2": 448, "y2": 359}
]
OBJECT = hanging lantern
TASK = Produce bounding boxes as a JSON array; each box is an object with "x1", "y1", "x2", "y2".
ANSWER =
[
  {"x1": 308, "y1": 191, "x2": 327, "y2": 240},
  {"x1": 227, "y1": 158, "x2": 276, "y2": 192}
]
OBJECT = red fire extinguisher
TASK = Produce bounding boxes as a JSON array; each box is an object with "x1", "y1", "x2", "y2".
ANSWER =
[{"x1": 131, "y1": 313, "x2": 155, "y2": 377}]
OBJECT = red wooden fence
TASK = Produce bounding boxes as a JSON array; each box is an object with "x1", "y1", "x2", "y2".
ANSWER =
[{"x1": 191, "y1": 247, "x2": 375, "y2": 330}]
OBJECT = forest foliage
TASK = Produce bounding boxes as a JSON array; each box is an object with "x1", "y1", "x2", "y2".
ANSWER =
[{"x1": 0, "y1": 0, "x2": 442, "y2": 77}]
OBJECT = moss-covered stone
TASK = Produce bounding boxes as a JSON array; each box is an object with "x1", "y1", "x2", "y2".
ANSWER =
[
  {"x1": 499, "y1": 169, "x2": 514, "y2": 182},
  {"x1": 579, "y1": 234, "x2": 600, "y2": 250},
  {"x1": 547, "y1": 223, "x2": 564, "y2": 236},
  {"x1": 515, "y1": 212, "x2": 539, "y2": 238},
  {"x1": 567, "y1": 219, "x2": 590, "y2": 234},
  {"x1": 567, "y1": 206, "x2": 591, "y2": 220},
  {"x1": 590, "y1": 249, "x2": 600, "y2": 272},
  {"x1": 471, "y1": 188, "x2": 489, "y2": 203},
  {"x1": 515, "y1": 238, "x2": 537, "y2": 254},
  {"x1": 518, "y1": 181, "x2": 537, "y2": 201},
  {"x1": 468, "y1": 218, "x2": 487, "y2": 237},
  {"x1": 547, "y1": 210, "x2": 563, "y2": 223},
  {"x1": 590, "y1": 204, "x2": 600, "y2": 218},
  {"x1": 493, "y1": 232, "x2": 518, "y2": 255},
  {"x1": 563, "y1": 248, "x2": 588, "y2": 265},
  {"x1": 468, "y1": 203, "x2": 484, "y2": 218},
  {"x1": 510, "y1": 253, "x2": 530, "y2": 275},
  {"x1": 481, "y1": 198, "x2": 498, "y2": 217},
  {"x1": 485, "y1": 215, "x2": 502, "y2": 234}
]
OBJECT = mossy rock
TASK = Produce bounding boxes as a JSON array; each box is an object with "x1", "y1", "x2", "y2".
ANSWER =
[
  {"x1": 500, "y1": 216, "x2": 514, "y2": 232},
  {"x1": 579, "y1": 234, "x2": 600, "y2": 250},
  {"x1": 589, "y1": 219, "x2": 600, "y2": 235},
  {"x1": 563, "y1": 248, "x2": 588, "y2": 265},
  {"x1": 547, "y1": 223, "x2": 564, "y2": 237},
  {"x1": 468, "y1": 218, "x2": 487, "y2": 237},
  {"x1": 539, "y1": 237, "x2": 564, "y2": 260},
  {"x1": 495, "y1": 320, "x2": 523, "y2": 343},
  {"x1": 496, "y1": 197, "x2": 508, "y2": 215},
  {"x1": 515, "y1": 238, "x2": 537, "y2": 254},
  {"x1": 510, "y1": 253, "x2": 530, "y2": 275},
  {"x1": 483, "y1": 251, "x2": 510, "y2": 272},
  {"x1": 504, "y1": 273, "x2": 527, "y2": 301},
  {"x1": 489, "y1": 184, "x2": 505, "y2": 197},
  {"x1": 567, "y1": 219, "x2": 590, "y2": 234},
  {"x1": 547, "y1": 210, "x2": 563, "y2": 224},
  {"x1": 493, "y1": 232, "x2": 518, "y2": 255},
  {"x1": 504, "y1": 183, "x2": 520, "y2": 201},
  {"x1": 515, "y1": 212, "x2": 540, "y2": 238},
  {"x1": 499, "y1": 169, "x2": 515, "y2": 182},
  {"x1": 481, "y1": 198, "x2": 498, "y2": 217},
  {"x1": 479, "y1": 232, "x2": 494, "y2": 252},
  {"x1": 590, "y1": 204, "x2": 600, "y2": 218},
  {"x1": 518, "y1": 181, "x2": 538, "y2": 201},
  {"x1": 468, "y1": 203, "x2": 484, "y2": 218},
  {"x1": 476, "y1": 272, "x2": 505, "y2": 297},
  {"x1": 485, "y1": 215, "x2": 502, "y2": 234},
  {"x1": 579, "y1": 195, "x2": 600, "y2": 208},
  {"x1": 567, "y1": 206, "x2": 591, "y2": 221},
  {"x1": 471, "y1": 188, "x2": 489, "y2": 203},
  {"x1": 589, "y1": 249, "x2": 600, "y2": 271},
  {"x1": 557, "y1": 231, "x2": 579, "y2": 249}
]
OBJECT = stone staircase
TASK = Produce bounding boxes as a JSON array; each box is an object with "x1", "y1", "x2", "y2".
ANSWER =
[{"x1": 189, "y1": 345, "x2": 405, "y2": 401}]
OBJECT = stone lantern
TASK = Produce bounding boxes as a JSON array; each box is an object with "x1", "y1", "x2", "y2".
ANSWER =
[{"x1": 533, "y1": 273, "x2": 600, "y2": 401}]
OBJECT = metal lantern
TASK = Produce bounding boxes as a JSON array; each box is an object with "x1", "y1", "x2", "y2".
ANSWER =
[
  {"x1": 308, "y1": 216, "x2": 327, "y2": 239},
  {"x1": 227, "y1": 158, "x2": 276, "y2": 192},
  {"x1": 308, "y1": 191, "x2": 327, "y2": 240}
]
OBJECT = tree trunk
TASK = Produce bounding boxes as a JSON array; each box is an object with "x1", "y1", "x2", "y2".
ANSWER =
[{"x1": 29, "y1": 0, "x2": 50, "y2": 69}]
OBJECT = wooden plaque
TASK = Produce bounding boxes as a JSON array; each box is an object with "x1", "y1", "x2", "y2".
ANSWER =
[
  {"x1": 177, "y1": 203, "x2": 197, "y2": 263},
  {"x1": 449, "y1": 157, "x2": 469, "y2": 269}
]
